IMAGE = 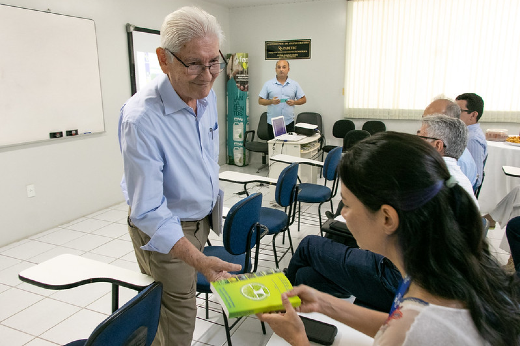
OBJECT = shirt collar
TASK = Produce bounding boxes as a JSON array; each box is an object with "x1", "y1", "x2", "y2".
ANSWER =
[
  {"x1": 443, "y1": 156, "x2": 457, "y2": 164},
  {"x1": 157, "y1": 74, "x2": 208, "y2": 117},
  {"x1": 274, "y1": 77, "x2": 291, "y2": 86}
]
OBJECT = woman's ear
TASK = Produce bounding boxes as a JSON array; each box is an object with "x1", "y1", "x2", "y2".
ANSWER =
[{"x1": 380, "y1": 204, "x2": 399, "y2": 235}]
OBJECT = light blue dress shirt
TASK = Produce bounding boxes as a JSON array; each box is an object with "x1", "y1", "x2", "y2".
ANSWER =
[
  {"x1": 259, "y1": 77, "x2": 305, "y2": 125},
  {"x1": 118, "y1": 74, "x2": 219, "y2": 254},
  {"x1": 457, "y1": 148, "x2": 477, "y2": 186},
  {"x1": 466, "y1": 123, "x2": 488, "y2": 187}
]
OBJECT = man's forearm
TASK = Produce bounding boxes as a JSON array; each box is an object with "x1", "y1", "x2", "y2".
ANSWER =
[
  {"x1": 258, "y1": 97, "x2": 272, "y2": 106},
  {"x1": 169, "y1": 236, "x2": 207, "y2": 271},
  {"x1": 295, "y1": 96, "x2": 307, "y2": 105}
]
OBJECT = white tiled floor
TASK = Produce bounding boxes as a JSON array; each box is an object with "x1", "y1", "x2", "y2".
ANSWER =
[
  {"x1": 0, "y1": 162, "x2": 511, "y2": 346},
  {"x1": 0, "y1": 163, "x2": 331, "y2": 346}
]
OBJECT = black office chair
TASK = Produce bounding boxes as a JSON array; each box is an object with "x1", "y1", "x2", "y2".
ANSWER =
[
  {"x1": 343, "y1": 130, "x2": 371, "y2": 151},
  {"x1": 244, "y1": 112, "x2": 273, "y2": 173},
  {"x1": 322, "y1": 119, "x2": 355, "y2": 158},
  {"x1": 475, "y1": 154, "x2": 488, "y2": 199},
  {"x1": 321, "y1": 200, "x2": 358, "y2": 248},
  {"x1": 296, "y1": 112, "x2": 325, "y2": 150},
  {"x1": 65, "y1": 282, "x2": 162, "y2": 346},
  {"x1": 362, "y1": 120, "x2": 386, "y2": 135}
]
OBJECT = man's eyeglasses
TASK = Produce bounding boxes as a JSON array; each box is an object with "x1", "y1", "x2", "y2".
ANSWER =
[
  {"x1": 165, "y1": 48, "x2": 227, "y2": 75},
  {"x1": 418, "y1": 135, "x2": 447, "y2": 148},
  {"x1": 461, "y1": 109, "x2": 473, "y2": 113}
]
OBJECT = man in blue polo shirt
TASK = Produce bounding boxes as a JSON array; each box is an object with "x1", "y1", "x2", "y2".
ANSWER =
[{"x1": 258, "y1": 60, "x2": 306, "y2": 136}]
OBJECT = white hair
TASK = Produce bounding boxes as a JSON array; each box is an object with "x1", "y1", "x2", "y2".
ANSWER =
[
  {"x1": 422, "y1": 114, "x2": 468, "y2": 159},
  {"x1": 160, "y1": 7, "x2": 224, "y2": 61}
]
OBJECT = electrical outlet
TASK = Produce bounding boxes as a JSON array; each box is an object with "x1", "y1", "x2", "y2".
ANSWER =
[{"x1": 26, "y1": 184, "x2": 36, "y2": 198}]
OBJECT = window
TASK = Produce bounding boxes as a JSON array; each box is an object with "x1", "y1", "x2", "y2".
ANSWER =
[{"x1": 344, "y1": 0, "x2": 520, "y2": 122}]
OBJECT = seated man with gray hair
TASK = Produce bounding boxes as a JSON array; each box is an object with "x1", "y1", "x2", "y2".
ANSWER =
[
  {"x1": 417, "y1": 114, "x2": 479, "y2": 208},
  {"x1": 423, "y1": 98, "x2": 477, "y2": 186}
]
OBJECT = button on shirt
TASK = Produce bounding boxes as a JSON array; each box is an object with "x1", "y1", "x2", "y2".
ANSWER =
[
  {"x1": 118, "y1": 74, "x2": 219, "y2": 254},
  {"x1": 259, "y1": 77, "x2": 305, "y2": 125},
  {"x1": 466, "y1": 124, "x2": 488, "y2": 187}
]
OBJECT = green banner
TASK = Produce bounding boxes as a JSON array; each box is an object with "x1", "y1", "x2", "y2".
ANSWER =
[{"x1": 226, "y1": 53, "x2": 249, "y2": 166}]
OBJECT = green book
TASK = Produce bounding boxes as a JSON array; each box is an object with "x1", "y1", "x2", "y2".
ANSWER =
[{"x1": 210, "y1": 269, "x2": 302, "y2": 318}]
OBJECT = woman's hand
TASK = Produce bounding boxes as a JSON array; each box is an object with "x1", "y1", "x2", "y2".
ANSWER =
[
  {"x1": 290, "y1": 285, "x2": 322, "y2": 313},
  {"x1": 257, "y1": 293, "x2": 310, "y2": 346}
]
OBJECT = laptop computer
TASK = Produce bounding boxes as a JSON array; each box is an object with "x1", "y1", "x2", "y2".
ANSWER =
[{"x1": 271, "y1": 116, "x2": 306, "y2": 141}]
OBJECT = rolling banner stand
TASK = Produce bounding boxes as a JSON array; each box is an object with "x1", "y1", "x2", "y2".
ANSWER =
[{"x1": 226, "y1": 53, "x2": 249, "y2": 166}]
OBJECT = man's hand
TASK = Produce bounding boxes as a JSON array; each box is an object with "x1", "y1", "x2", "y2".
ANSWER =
[
  {"x1": 286, "y1": 99, "x2": 295, "y2": 106},
  {"x1": 199, "y1": 256, "x2": 241, "y2": 282},
  {"x1": 271, "y1": 97, "x2": 281, "y2": 105},
  {"x1": 170, "y1": 237, "x2": 241, "y2": 282}
]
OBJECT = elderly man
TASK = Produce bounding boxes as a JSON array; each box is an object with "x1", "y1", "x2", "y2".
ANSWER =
[
  {"x1": 417, "y1": 114, "x2": 479, "y2": 207},
  {"x1": 259, "y1": 59, "x2": 306, "y2": 135},
  {"x1": 456, "y1": 93, "x2": 487, "y2": 190},
  {"x1": 119, "y1": 7, "x2": 240, "y2": 346},
  {"x1": 423, "y1": 98, "x2": 477, "y2": 186}
]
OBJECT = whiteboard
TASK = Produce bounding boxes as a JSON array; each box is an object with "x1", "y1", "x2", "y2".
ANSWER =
[{"x1": 0, "y1": 4, "x2": 104, "y2": 147}]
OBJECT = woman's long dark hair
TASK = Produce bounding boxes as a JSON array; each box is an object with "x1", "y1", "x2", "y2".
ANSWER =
[{"x1": 340, "y1": 131, "x2": 520, "y2": 346}]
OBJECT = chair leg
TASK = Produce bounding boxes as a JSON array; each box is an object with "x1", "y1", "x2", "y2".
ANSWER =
[
  {"x1": 205, "y1": 293, "x2": 209, "y2": 319},
  {"x1": 320, "y1": 151, "x2": 324, "y2": 178},
  {"x1": 286, "y1": 227, "x2": 294, "y2": 255},
  {"x1": 318, "y1": 203, "x2": 324, "y2": 237},
  {"x1": 261, "y1": 321, "x2": 267, "y2": 334},
  {"x1": 297, "y1": 202, "x2": 301, "y2": 232},
  {"x1": 272, "y1": 235, "x2": 279, "y2": 268},
  {"x1": 223, "y1": 312, "x2": 233, "y2": 346}
]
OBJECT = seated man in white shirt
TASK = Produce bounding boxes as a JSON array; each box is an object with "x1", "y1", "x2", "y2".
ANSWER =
[{"x1": 417, "y1": 114, "x2": 479, "y2": 208}]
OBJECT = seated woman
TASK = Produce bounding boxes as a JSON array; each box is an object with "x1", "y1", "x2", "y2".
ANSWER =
[{"x1": 258, "y1": 132, "x2": 520, "y2": 346}]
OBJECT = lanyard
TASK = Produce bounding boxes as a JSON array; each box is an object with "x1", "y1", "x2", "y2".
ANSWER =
[{"x1": 389, "y1": 276, "x2": 411, "y2": 316}]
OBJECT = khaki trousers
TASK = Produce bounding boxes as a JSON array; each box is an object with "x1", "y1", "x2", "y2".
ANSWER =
[{"x1": 128, "y1": 211, "x2": 209, "y2": 346}]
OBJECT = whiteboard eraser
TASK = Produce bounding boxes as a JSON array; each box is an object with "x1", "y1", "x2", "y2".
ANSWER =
[{"x1": 49, "y1": 131, "x2": 63, "y2": 139}]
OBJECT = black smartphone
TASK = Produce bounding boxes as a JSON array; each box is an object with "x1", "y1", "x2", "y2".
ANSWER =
[{"x1": 300, "y1": 316, "x2": 338, "y2": 345}]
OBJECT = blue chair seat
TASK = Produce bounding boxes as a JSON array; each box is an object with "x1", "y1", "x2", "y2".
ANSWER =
[
  {"x1": 259, "y1": 207, "x2": 288, "y2": 235},
  {"x1": 298, "y1": 183, "x2": 332, "y2": 203}
]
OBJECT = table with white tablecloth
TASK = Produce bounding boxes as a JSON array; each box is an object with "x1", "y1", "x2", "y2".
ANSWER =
[{"x1": 478, "y1": 141, "x2": 520, "y2": 214}]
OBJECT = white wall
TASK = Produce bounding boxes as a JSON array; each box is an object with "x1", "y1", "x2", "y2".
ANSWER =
[
  {"x1": 228, "y1": 0, "x2": 520, "y2": 153},
  {"x1": 228, "y1": 0, "x2": 348, "y2": 149},
  {"x1": 0, "y1": 0, "x2": 230, "y2": 247},
  {"x1": 2, "y1": 0, "x2": 519, "y2": 247}
]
